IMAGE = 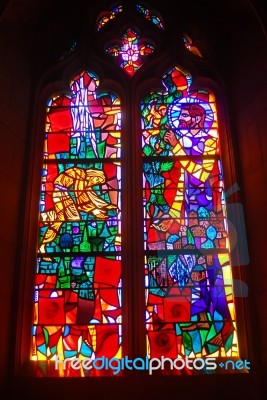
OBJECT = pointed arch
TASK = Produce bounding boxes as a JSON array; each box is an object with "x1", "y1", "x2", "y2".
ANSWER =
[
  {"x1": 141, "y1": 65, "x2": 239, "y2": 365},
  {"x1": 31, "y1": 69, "x2": 123, "y2": 376}
]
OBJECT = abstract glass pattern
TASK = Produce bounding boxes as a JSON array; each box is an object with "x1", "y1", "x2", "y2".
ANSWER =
[
  {"x1": 106, "y1": 28, "x2": 155, "y2": 77},
  {"x1": 183, "y1": 33, "x2": 203, "y2": 58},
  {"x1": 59, "y1": 40, "x2": 77, "y2": 61},
  {"x1": 96, "y1": 4, "x2": 122, "y2": 31},
  {"x1": 141, "y1": 66, "x2": 239, "y2": 369},
  {"x1": 32, "y1": 70, "x2": 122, "y2": 376},
  {"x1": 136, "y1": 3, "x2": 164, "y2": 30}
]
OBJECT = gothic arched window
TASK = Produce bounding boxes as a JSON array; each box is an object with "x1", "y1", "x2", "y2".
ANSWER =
[
  {"x1": 28, "y1": 2, "x2": 248, "y2": 378},
  {"x1": 32, "y1": 70, "x2": 123, "y2": 375},
  {"x1": 141, "y1": 65, "x2": 238, "y2": 362}
]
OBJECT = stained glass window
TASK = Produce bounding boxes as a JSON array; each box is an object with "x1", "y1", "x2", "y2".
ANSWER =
[
  {"x1": 136, "y1": 3, "x2": 164, "y2": 30},
  {"x1": 141, "y1": 66, "x2": 239, "y2": 370},
  {"x1": 29, "y1": 3, "x2": 246, "y2": 378},
  {"x1": 59, "y1": 40, "x2": 77, "y2": 62},
  {"x1": 96, "y1": 4, "x2": 122, "y2": 31},
  {"x1": 106, "y1": 28, "x2": 155, "y2": 77},
  {"x1": 32, "y1": 70, "x2": 122, "y2": 376},
  {"x1": 183, "y1": 33, "x2": 203, "y2": 58}
]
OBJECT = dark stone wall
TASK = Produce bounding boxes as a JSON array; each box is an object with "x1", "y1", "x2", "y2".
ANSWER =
[{"x1": 0, "y1": 1, "x2": 266, "y2": 398}]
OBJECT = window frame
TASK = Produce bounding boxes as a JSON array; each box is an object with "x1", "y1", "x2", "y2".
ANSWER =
[{"x1": 12, "y1": 6, "x2": 251, "y2": 379}]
